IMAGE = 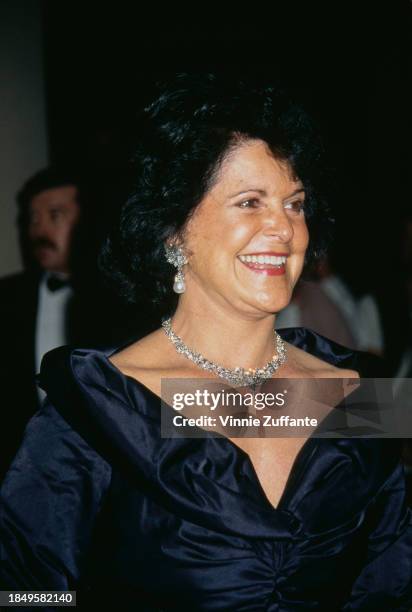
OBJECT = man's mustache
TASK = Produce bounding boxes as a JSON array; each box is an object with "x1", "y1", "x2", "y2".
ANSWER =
[{"x1": 31, "y1": 238, "x2": 57, "y2": 250}]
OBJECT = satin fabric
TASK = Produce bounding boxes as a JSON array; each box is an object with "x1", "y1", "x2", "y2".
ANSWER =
[{"x1": 0, "y1": 328, "x2": 411, "y2": 610}]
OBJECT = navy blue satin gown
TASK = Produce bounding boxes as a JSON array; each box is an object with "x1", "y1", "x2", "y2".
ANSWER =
[{"x1": 1, "y1": 328, "x2": 411, "y2": 610}]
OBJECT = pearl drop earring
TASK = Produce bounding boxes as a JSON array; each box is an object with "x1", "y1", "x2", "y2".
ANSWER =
[{"x1": 164, "y1": 244, "x2": 188, "y2": 294}]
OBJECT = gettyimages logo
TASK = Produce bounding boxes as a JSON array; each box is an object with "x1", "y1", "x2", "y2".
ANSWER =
[{"x1": 171, "y1": 388, "x2": 287, "y2": 411}]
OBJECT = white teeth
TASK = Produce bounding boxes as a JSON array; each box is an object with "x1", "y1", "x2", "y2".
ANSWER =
[{"x1": 239, "y1": 254, "x2": 287, "y2": 266}]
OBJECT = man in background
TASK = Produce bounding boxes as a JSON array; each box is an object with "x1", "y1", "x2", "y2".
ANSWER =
[{"x1": 0, "y1": 168, "x2": 127, "y2": 479}]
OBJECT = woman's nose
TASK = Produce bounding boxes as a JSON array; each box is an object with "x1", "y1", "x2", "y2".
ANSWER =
[{"x1": 261, "y1": 208, "x2": 294, "y2": 243}]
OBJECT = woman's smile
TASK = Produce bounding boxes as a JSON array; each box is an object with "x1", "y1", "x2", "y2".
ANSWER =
[{"x1": 237, "y1": 252, "x2": 289, "y2": 276}]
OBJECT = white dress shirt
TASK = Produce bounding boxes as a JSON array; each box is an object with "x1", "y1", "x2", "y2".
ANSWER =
[{"x1": 35, "y1": 272, "x2": 73, "y2": 402}]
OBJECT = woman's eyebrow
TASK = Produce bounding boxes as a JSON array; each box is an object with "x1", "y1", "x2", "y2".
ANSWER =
[
  {"x1": 229, "y1": 188, "x2": 267, "y2": 198},
  {"x1": 229, "y1": 187, "x2": 305, "y2": 198},
  {"x1": 285, "y1": 187, "x2": 305, "y2": 198}
]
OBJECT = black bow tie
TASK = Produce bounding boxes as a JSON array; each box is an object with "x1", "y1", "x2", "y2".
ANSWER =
[{"x1": 46, "y1": 275, "x2": 71, "y2": 292}]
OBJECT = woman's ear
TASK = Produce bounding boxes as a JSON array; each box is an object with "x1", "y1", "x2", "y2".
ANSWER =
[
  {"x1": 164, "y1": 230, "x2": 183, "y2": 250},
  {"x1": 164, "y1": 232, "x2": 190, "y2": 258}
]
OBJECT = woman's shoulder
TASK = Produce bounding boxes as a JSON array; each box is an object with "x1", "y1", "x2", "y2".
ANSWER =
[
  {"x1": 38, "y1": 328, "x2": 167, "y2": 394},
  {"x1": 276, "y1": 327, "x2": 359, "y2": 379},
  {"x1": 108, "y1": 328, "x2": 186, "y2": 393},
  {"x1": 285, "y1": 342, "x2": 359, "y2": 379},
  {"x1": 34, "y1": 341, "x2": 163, "y2": 481},
  {"x1": 109, "y1": 328, "x2": 166, "y2": 370},
  {"x1": 278, "y1": 326, "x2": 385, "y2": 378}
]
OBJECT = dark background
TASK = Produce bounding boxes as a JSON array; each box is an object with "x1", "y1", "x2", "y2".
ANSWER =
[{"x1": 42, "y1": 1, "x2": 412, "y2": 369}]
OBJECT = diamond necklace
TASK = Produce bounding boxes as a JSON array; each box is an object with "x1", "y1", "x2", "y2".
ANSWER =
[{"x1": 161, "y1": 317, "x2": 287, "y2": 387}]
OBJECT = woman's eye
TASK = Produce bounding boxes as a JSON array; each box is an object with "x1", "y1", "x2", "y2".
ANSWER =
[
  {"x1": 237, "y1": 199, "x2": 259, "y2": 209},
  {"x1": 284, "y1": 200, "x2": 305, "y2": 214}
]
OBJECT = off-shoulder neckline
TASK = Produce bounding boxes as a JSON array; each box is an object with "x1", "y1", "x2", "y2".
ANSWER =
[{"x1": 100, "y1": 344, "x2": 356, "y2": 513}]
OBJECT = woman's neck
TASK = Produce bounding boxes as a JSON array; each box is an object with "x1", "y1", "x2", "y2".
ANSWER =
[{"x1": 170, "y1": 294, "x2": 278, "y2": 372}]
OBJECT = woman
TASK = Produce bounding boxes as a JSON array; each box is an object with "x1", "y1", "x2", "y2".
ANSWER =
[{"x1": 1, "y1": 74, "x2": 411, "y2": 610}]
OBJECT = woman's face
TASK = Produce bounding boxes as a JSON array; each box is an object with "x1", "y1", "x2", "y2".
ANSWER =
[{"x1": 182, "y1": 139, "x2": 309, "y2": 317}]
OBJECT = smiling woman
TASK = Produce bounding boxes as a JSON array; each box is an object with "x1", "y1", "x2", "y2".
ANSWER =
[{"x1": 0, "y1": 74, "x2": 411, "y2": 610}]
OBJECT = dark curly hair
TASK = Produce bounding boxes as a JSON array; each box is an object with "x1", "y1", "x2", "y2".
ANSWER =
[{"x1": 99, "y1": 73, "x2": 334, "y2": 319}]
